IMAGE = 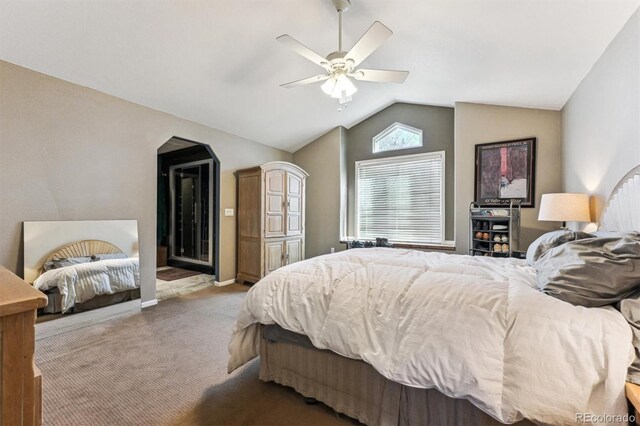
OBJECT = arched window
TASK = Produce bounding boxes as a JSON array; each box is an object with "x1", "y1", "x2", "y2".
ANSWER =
[{"x1": 372, "y1": 122, "x2": 422, "y2": 153}]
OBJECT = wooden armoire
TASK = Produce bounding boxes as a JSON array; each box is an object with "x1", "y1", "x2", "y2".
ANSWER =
[{"x1": 235, "y1": 161, "x2": 308, "y2": 283}]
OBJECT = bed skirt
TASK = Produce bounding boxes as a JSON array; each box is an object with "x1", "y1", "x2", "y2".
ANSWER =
[
  {"x1": 258, "y1": 326, "x2": 533, "y2": 426},
  {"x1": 42, "y1": 288, "x2": 141, "y2": 314}
]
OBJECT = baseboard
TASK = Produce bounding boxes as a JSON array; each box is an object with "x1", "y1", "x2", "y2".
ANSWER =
[
  {"x1": 141, "y1": 298, "x2": 158, "y2": 308},
  {"x1": 214, "y1": 279, "x2": 235, "y2": 287},
  {"x1": 36, "y1": 299, "x2": 140, "y2": 340}
]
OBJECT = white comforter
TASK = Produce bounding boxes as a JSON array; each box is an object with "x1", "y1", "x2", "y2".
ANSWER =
[
  {"x1": 34, "y1": 258, "x2": 140, "y2": 313},
  {"x1": 228, "y1": 248, "x2": 634, "y2": 425}
]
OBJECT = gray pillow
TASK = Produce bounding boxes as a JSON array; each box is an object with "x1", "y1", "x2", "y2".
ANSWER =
[
  {"x1": 44, "y1": 256, "x2": 93, "y2": 271},
  {"x1": 534, "y1": 233, "x2": 640, "y2": 307},
  {"x1": 526, "y1": 230, "x2": 594, "y2": 266},
  {"x1": 592, "y1": 231, "x2": 629, "y2": 238},
  {"x1": 618, "y1": 290, "x2": 640, "y2": 384}
]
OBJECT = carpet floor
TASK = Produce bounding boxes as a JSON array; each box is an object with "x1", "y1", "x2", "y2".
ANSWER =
[{"x1": 36, "y1": 284, "x2": 354, "y2": 425}]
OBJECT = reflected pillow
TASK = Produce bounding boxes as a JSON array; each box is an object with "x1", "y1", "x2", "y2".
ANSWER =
[
  {"x1": 534, "y1": 233, "x2": 640, "y2": 307},
  {"x1": 43, "y1": 256, "x2": 92, "y2": 271},
  {"x1": 92, "y1": 253, "x2": 127, "y2": 261},
  {"x1": 526, "y1": 230, "x2": 594, "y2": 266}
]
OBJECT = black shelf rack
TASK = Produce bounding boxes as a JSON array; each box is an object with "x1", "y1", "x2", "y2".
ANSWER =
[{"x1": 469, "y1": 201, "x2": 521, "y2": 257}]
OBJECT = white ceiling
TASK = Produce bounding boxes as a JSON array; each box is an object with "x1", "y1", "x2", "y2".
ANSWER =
[{"x1": 1, "y1": 1, "x2": 638, "y2": 152}]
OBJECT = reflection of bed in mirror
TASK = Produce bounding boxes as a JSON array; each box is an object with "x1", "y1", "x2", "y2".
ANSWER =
[{"x1": 23, "y1": 220, "x2": 140, "y2": 318}]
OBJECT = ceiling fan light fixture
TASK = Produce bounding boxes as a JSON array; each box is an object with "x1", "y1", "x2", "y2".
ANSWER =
[
  {"x1": 321, "y1": 74, "x2": 357, "y2": 99},
  {"x1": 278, "y1": 0, "x2": 408, "y2": 109}
]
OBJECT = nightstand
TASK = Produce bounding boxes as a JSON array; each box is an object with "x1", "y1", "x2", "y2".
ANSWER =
[{"x1": 626, "y1": 382, "x2": 640, "y2": 424}]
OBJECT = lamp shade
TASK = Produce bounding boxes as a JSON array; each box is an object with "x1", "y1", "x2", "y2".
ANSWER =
[{"x1": 538, "y1": 193, "x2": 591, "y2": 222}]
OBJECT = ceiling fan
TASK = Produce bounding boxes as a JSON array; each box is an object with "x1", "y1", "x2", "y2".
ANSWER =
[{"x1": 277, "y1": 0, "x2": 409, "y2": 107}]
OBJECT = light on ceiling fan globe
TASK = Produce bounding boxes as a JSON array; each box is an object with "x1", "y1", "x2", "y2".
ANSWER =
[
  {"x1": 321, "y1": 77, "x2": 336, "y2": 96},
  {"x1": 335, "y1": 74, "x2": 357, "y2": 98},
  {"x1": 321, "y1": 74, "x2": 357, "y2": 99}
]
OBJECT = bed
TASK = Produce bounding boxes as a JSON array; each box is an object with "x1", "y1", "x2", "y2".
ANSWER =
[
  {"x1": 228, "y1": 166, "x2": 640, "y2": 425},
  {"x1": 23, "y1": 220, "x2": 141, "y2": 315}
]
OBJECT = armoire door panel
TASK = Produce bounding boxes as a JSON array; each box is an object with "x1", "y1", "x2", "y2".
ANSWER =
[
  {"x1": 267, "y1": 195, "x2": 283, "y2": 213},
  {"x1": 286, "y1": 201, "x2": 302, "y2": 236},
  {"x1": 266, "y1": 216, "x2": 284, "y2": 235},
  {"x1": 287, "y1": 215, "x2": 300, "y2": 234},
  {"x1": 286, "y1": 238, "x2": 303, "y2": 265},
  {"x1": 265, "y1": 170, "x2": 286, "y2": 238},
  {"x1": 286, "y1": 173, "x2": 303, "y2": 236},
  {"x1": 288, "y1": 195, "x2": 301, "y2": 214},
  {"x1": 267, "y1": 171, "x2": 284, "y2": 193},
  {"x1": 264, "y1": 241, "x2": 284, "y2": 275},
  {"x1": 288, "y1": 173, "x2": 302, "y2": 196}
]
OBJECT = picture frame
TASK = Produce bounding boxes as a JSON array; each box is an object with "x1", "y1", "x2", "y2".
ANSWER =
[{"x1": 474, "y1": 137, "x2": 536, "y2": 207}]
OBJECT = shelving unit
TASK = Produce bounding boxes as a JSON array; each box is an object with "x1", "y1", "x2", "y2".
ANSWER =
[{"x1": 469, "y1": 201, "x2": 521, "y2": 257}]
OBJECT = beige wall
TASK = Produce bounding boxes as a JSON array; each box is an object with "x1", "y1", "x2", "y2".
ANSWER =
[
  {"x1": 0, "y1": 60, "x2": 291, "y2": 302},
  {"x1": 292, "y1": 127, "x2": 345, "y2": 258},
  {"x1": 562, "y1": 8, "x2": 640, "y2": 224},
  {"x1": 454, "y1": 103, "x2": 563, "y2": 254}
]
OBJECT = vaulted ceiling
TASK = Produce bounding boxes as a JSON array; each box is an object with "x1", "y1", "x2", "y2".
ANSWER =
[{"x1": 1, "y1": 1, "x2": 638, "y2": 152}]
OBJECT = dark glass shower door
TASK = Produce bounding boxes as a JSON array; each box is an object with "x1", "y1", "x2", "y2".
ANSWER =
[{"x1": 170, "y1": 160, "x2": 212, "y2": 265}]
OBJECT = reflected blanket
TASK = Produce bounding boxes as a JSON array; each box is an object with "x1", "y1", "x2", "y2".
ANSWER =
[{"x1": 34, "y1": 258, "x2": 140, "y2": 313}]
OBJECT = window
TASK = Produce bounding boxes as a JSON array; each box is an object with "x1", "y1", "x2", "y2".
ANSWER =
[
  {"x1": 356, "y1": 152, "x2": 444, "y2": 244},
  {"x1": 372, "y1": 122, "x2": 423, "y2": 153}
]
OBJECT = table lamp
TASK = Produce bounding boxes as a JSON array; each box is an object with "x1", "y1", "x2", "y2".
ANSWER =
[{"x1": 538, "y1": 193, "x2": 591, "y2": 229}]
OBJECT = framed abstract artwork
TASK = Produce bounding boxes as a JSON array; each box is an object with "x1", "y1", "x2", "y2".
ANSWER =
[{"x1": 474, "y1": 137, "x2": 536, "y2": 207}]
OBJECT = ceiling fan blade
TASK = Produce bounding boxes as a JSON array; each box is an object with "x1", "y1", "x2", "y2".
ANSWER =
[
  {"x1": 281, "y1": 75, "x2": 330, "y2": 88},
  {"x1": 351, "y1": 69, "x2": 409, "y2": 84},
  {"x1": 345, "y1": 21, "x2": 393, "y2": 67},
  {"x1": 277, "y1": 34, "x2": 330, "y2": 70}
]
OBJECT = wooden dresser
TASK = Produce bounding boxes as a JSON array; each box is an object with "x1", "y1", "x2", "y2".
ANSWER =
[
  {"x1": 235, "y1": 161, "x2": 308, "y2": 283},
  {"x1": 0, "y1": 266, "x2": 47, "y2": 425},
  {"x1": 626, "y1": 382, "x2": 640, "y2": 424}
]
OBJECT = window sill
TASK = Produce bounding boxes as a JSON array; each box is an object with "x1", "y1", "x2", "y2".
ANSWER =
[{"x1": 339, "y1": 240, "x2": 456, "y2": 252}]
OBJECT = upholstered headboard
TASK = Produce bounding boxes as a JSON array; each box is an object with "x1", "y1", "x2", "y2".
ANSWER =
[
  {"x1": 23, "y1": 220, "x2": 138, "y2": 284},
  {"x1": 599, "y1": 165, "x2": 640, "y2": 232}
]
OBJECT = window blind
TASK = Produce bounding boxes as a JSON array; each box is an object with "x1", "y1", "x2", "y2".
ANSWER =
[{"x1": 356, "y1": 152, "x2": 444, "y2": 244}]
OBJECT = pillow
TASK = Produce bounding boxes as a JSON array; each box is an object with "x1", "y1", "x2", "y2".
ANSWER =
[
  {"x1": 92, "y1": 253, "x2": 127, "y2": 261},
  {"x1": 534, "y1": 233, "x2": 640, "y2": 307},
  {"x1": 43, "y1": 256, "x2": 92, "y2": 271},
  {"x1": 526, "y1": 230, "x2": 594, "y2": 266},
  {"x1": 592, "y1": 231, "x2": 629, "y2": 238}
]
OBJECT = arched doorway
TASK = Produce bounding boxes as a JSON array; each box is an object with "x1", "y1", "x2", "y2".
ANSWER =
[{"x1": 156, "y1": 137, "x2": 220, "y2": 283}]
